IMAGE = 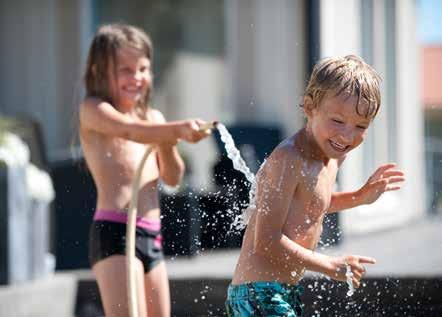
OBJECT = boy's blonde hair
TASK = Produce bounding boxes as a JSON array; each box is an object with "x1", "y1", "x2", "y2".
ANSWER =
[
  {"x1": 303, "y1": 55, "x2": 381, "y2": 119},
  {"x1": 84, "y1": 23, "x2": 153, "y2": 118}
]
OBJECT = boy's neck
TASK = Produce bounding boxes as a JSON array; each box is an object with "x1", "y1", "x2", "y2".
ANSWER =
[{"x1": 298, "y1": 127, "x2": 330, "y2": 165}]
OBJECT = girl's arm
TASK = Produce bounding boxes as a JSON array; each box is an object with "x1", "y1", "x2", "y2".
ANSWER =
[
  {"x1": 151, "y1": 109, "x2": 185, "y2": 186},
  {"x1": 79, "y1": 97, "x2": 208, "y2": 144}
]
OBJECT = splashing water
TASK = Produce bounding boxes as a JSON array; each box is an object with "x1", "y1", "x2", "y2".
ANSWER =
[
  {"x1": 346, "y1": 264, "x2": 355, "y2": 296},
  {"x1": 217, "y1": 123, "x2": 257, "y2": 229}
]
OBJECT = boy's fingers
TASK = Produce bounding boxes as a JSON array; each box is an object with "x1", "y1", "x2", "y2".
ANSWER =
[
  {"x1": 388, "y1": 176, "x2": 405, "y2": 184},
  {"x1": 373, "y1": 179, "x2": 388, "y2": 188},
  {"x1": 382, "y1": 170, "x2": 405, "y2": 178},
  {"x1": 372, "y1": 163, "x2": 397, "y2": 178},
  {"x1": 386, "y1": 185, "x2": 401, "y2": 191},
  {"x1": 352, "y1": 277, "x2": 360, "y2": 288}
]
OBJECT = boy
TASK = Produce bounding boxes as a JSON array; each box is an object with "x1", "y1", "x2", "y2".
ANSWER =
[{"x1": 226, "y1": 55, "x2": 405, "y2": 316}]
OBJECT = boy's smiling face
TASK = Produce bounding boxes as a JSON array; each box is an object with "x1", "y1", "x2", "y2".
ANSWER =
[{"x1": 305, "y1": 93, "x2": 372, "y2": 159}]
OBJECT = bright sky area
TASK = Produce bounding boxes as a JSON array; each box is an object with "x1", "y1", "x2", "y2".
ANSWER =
[{"x1": 418, "y1": 0, "x2": 442, "y2": 44}]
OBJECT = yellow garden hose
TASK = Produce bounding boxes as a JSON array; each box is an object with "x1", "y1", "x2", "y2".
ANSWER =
[
  {"x1": 126, "y1": 121, "x2": 217, "y2": 317},
  {"x1": 126, "y1": 145, "x2": 153, "y2": 317}
]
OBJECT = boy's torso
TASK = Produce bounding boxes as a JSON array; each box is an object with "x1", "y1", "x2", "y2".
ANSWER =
[{"x1": 233, "y1": 134, "x2": 339, "y2": 285}]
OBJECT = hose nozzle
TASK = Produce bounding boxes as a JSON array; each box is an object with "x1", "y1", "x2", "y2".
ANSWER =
[{"x1": 198, "y1": 121, "x2": 219, "y2": 132}]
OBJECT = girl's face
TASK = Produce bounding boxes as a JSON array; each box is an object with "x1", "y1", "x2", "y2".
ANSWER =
[
  {"x1": 305, "y1": 93, "x2": 372, "y2": 159},
  {"x1": 111, "y1": 46, "x2": 152, "y2": 111}
]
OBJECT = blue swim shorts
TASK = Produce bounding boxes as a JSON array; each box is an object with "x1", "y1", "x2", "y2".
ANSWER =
[{"x1": 225, "y1": 281, "x2": 304, "y2": 317}]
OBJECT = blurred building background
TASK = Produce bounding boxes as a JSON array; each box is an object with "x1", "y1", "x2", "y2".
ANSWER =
[{"x1": 0, "y1": 0, "x2": 427, "y2": 235}]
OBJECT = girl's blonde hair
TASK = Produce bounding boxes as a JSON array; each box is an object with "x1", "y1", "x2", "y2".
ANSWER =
[
  {"x1": 84, "y1": 23, "x2": 153, "y2": 118},
  {"x1": 303, "y1": 55, "x2": 381, "y2": 119}
]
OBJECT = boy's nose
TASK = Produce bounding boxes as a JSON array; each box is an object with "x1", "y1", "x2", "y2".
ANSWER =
[{"x1": 339, "y1": 127, "x2": 355, "y2": 144}]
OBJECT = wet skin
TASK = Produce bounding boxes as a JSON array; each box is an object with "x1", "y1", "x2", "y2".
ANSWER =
[
  {"x1": 232, "y1": 94, "x2": 404, "y2": 286},
  {"x1": 80, "y1": 46, "x2": 161, "y2": 219},
  {"x1": 232, "y1": 132, "x2": 339, "y2": 285}
]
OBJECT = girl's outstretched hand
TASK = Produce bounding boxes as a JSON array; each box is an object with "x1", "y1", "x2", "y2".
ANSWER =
[
  {"x1": 358, "y1": 163, "x2": 405, "y2": 205},
  {"x1": 178, "y1": 119, "x2": 212, "y2": 143}
]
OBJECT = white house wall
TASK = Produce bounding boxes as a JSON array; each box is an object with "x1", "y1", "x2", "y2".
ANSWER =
[
  {"x1": 0, "y1": 0, "x2": 92, "y2": 161},
  {"x1": 396, "y1": 0, "x2": 426, "y2": 220},
  {"x1": 225, "y1": 0, "x2": 307, "y2": 136},
  {"x1": 319, "y1": 0, "x2": 426, "y2": 234}
]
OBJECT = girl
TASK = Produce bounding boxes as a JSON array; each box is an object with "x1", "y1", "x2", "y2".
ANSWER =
[{"x1": 79, "y1": 24, "x2": 211, "y2": 317}]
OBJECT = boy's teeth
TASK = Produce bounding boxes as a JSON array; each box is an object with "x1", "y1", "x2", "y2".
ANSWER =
[{"x1": 331, "y1": 140, "x2": 346, "y2": 150}]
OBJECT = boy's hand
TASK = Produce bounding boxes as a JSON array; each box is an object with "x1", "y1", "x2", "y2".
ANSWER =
[
  {"x1": 329, "y1": 255, "x2": 376, "y2": 288},
  {"x1": 358, "y1": 163, "x2": 405, "y2": 205},
  {"x1": 178, "y1": 119, "x2": 212, "y2": 143}
]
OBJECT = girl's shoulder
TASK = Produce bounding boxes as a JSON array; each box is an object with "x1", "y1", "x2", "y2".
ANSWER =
[
  {"x1": 147, "y1": 107, "x2": 166, "y2": 123},
  {"x1": 79, "y1": 97, "x2": 111, "y2": 115},
  {"x1": 81, "y1": 96, "x2": 104, "y2": 106}
]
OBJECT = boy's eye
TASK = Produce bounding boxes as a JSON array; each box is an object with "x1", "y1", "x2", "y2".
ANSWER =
[
  {"x1": 332, "y1": 119, "x2": 343, "y2": 124},
  {"x1": 357, "y1": 125, "x2": 368, "y2": 130}
]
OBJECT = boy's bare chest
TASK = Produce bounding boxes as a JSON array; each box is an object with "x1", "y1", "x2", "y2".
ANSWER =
[{"x1": 297, "y1": 164, "x2": 338, "y2": 214}]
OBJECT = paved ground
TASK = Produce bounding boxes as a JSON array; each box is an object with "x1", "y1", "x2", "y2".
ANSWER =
[
  {"x1": 61, "y1": 215, "x2": 442, "y2": 316},
  {"x1": 166, "y1": 215, "x2": 442, "y2": 279}
]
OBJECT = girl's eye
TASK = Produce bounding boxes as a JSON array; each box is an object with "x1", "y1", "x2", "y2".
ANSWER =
[
  {"x1": 357, "y1": 125, "x2": 368, "y2": 130},
  {"x1": 332, "y1": 119, "x2": 343, "y2": 124}
]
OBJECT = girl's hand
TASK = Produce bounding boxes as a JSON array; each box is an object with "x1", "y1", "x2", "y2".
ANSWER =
[
  {"x1": 328, "y1": 255, "x2": 376, "y2": 288},
  {"x1": 358, "y1": 163, "x2": 405, "y2": 205},
  {"x1": 178, "y1": 119, "x2": 212, "y2": 143}
]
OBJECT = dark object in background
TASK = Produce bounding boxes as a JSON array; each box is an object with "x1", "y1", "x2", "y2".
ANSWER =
[
  {"x1": 198, "y1": 192, "x2": 244, "y2": 250},
  {"x1": 212, "y1": 123, "x2": 282, "y2": 206},
  {"x1": 212, "y1": 124, "x2": 283, "y2": 169},
  {"x1": 320, "y1": 213, "x2": 342, "y2": 246},
  {"x1": 204, "y1": 124, "x2": 282, "y2": 249},
  {"x1": 51, "y1": 158, "x2": 96, "y2": 270},
  {"x1": 160, "y1": 192, "x2": 201, "y2": 257}
]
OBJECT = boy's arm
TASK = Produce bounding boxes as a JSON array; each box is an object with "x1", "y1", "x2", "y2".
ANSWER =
[
  {"x1": 327, "y1": 190, "x2": 365, "y2": 213},
  {"x1": 151, "y1": 109, "x2": 185, "y2": 186},
  {"x1": 327, "y1": 163, "x2": 405, "y2": 213},
  {"x1": 252, "y1": 146, "x2": 336, "y2": 276}
]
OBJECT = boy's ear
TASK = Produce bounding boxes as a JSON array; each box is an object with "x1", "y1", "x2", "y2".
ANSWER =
[{"x1": 303, "y1": 96, "x2": 315, "y2": 117}]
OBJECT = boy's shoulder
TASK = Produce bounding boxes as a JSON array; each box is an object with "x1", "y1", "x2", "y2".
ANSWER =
[
  {"x1": 273, "y1": 131, "x2": 306, "y2": 157},
  {"x1": 268, "y1": 134, "x2": 304, "y2": 167}
]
